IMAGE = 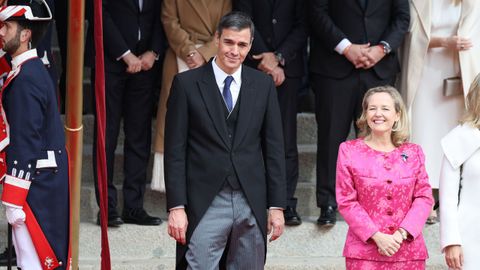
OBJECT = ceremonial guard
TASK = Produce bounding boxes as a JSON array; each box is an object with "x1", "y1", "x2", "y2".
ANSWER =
[{"x1": 0, "y1": 0, "x2": 71, "y2": 269}]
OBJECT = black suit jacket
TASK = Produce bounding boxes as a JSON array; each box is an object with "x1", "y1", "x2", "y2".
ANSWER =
[
  {"x1": 308, "y1": 0, "x2": 409, "y2": 79},
  {"x1": 164, "y1": 62, "x2": 286, "y2": 268},
  {"x1": 88, "y1": 0, "x2": 163, "y2": 72},
  {"x1": 234, "y1": 0, "x2": 308, "y2": 77}
]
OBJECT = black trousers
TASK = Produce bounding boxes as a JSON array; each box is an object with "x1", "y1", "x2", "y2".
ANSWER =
[
  {"x1": 311, "y1": 69, "x2": 395, "y2": 208},
  {"x1": 277, "y1": 77, "x2": 302, "y2": 208},
  {"x1": 92, "y1": 67, "x2": 157, "y2": 212}
]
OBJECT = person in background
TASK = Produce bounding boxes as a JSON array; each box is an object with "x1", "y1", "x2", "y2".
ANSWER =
[
  {"x1": 308, "y1": 0, "x2": 410, "y2": 227},
  {"x1": 91, "y1": 0, "x2": 163, "y2": 227},
  {"x1": 151, "y1": 0, "x2": 231, "y2": 192},
  {"x1": 439, "y1": 73, "x2": 480, "y2": 270},
  {"x1": 400, "y1": 0, "x2": 480, "y2": 224},
  {"x1": 336, "y1": 86, "x2": 433, "y2": 269},
  {"x1": 233, "y1": 0, "x2": 308, "y2": 226}
]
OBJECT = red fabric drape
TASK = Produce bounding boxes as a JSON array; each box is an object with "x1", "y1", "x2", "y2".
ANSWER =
[{"x1": 93, "y1": 0, "x2": 111, "y2": 268}]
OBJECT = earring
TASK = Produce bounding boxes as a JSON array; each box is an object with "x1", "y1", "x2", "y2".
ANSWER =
[{"x1": 28, "y1": 41, "x2": 32, "y2": 50}]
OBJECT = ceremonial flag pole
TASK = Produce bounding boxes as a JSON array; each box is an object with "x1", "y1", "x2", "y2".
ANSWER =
[
  {"x1": 65, "y1": 0, "x2": 111, "y2": 268},
  {"x1": 64, "y1": 0, "x2": 85, "y2": 268},
  {"x1": 92, "y1": 0, "x2": 112, "y2": 268}
]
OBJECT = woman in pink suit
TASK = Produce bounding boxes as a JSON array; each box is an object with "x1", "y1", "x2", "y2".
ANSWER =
[{"x1": 336, "y1": 86, "x2": 434, "y2": 269}]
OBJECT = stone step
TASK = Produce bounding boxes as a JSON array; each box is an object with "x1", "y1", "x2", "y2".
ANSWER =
[
  {"x1": 78, "y1": 113, "x2": 318, "y2": 149},
  {"x1": 80, "y1": 143, "x2": 316, "y2": 184},
  {"x1": 0, "y1": 220, "x2": 446, "y2": 269},
  {"x1": 76, "y1": 182, "x2": 318, "y2": 222}
]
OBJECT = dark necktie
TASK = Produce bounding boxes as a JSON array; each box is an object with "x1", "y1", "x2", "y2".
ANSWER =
[{"x1": 223, "y1": 76, "x2": 234, "y2": 112}]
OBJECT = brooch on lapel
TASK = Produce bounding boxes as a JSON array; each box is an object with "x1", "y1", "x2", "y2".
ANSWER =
[{"x1": 401, "y1": 152, "x2": 408, "y2": 162}]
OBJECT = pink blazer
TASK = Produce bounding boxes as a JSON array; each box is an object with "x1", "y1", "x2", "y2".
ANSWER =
[{"x1": 336, "y1": 139, "x2": 434, "y2": 261}]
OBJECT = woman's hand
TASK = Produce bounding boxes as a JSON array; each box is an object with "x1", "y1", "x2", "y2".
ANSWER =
[
  {"x1": 445, "y1": 245, "x2": 463, "y2": 270},
  {"x1": 185, "y1": 50, "x2": 206, "y2": 69},
  {"x1": 443, "y1": 36, "x2": 473, "y2": 51},
  {"x1": 371, "y1": 232, "x2": 401, "y2": 257}
]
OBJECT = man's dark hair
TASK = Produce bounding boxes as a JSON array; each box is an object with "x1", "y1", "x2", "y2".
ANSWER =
[
  {"x1": 17, "y1": 20, "x2": 50, "y2": 48},
  {"x1": 216, "y1": 11, "x2": 254, "y2": 41}
]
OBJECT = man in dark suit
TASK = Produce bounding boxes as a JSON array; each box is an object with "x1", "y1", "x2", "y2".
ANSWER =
[
  {"x1": 165, "y1": 12, "x2": 286, "y2": 269},
  {"x1": 309, "y1": 0, "x2": 409, "y2": 226},
  {"x1": 234, "y1": 0, "x2": 308, "y2": 226},
  {"x1": 91, "y1": 0, "x2": 163, "y2": 226}
]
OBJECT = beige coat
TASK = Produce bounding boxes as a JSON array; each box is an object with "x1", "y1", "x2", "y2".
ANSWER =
[
  {"x1": 154, "y1": 0, "x2": 231, "y2": 152},
  {"x1": 400, "y1": 0, "x2": 480, "y2": 108}
]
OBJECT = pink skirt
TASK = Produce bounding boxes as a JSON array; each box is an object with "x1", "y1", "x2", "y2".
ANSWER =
[{"x1": 346, "y1": 258, "x2": 426, "y2": 270}]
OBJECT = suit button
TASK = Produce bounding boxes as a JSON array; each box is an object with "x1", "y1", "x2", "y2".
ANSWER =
[
  {"x1": 54, "y1": 169, "x2": 59, "y2": 173},
  {"x1": 36, "y1": 170, "x2": 40, "y2": 175},
  {"x1": 388, "y1": 226, "x2": 395, "y2": 232},
  {"x1": 386, "y1": 195, "x2": 392, "y2": 200},
  {"x1": 387, "y1": 210, "x2": 393, "y2": 216},
  {"x1": 386, "y1": 179, "x2": 392, "y2": 184},
  {"x1": 272, "y1": 18, "x2": 277, "y2": 24},
  {"x1": 58, "y1": 150, "x2": 62, "y2": 154}
]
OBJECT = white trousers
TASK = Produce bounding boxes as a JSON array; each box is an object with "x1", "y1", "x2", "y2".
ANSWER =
[{"x1": 12, "y1": 223, "x2": 42, "y2": 270}]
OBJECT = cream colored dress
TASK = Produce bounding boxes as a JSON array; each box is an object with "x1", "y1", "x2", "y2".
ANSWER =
[{"x1": 411, "y1": 0, "x2": 463, "y2": 188}]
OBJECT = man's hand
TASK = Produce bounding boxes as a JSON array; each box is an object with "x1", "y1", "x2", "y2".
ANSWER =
[
  {"x1": 185, "y1": 50, "x2": 206, "y2": 69},
  {"x1": 267, "y1": 209, "x2": 284, "y2": 242},
  {"x1": 445, "y1": 245, "x2": 464, "y2": 270},
  {"x1": 167, "y1": 208, "x2": 188, "y2": 245},
  {"x1": 344, "y1": 43, "x2": 370, "y2": 68},
  {"x1": 6, "y1": 207, "x2": 26, "y2": 226},
  {"x1": 371, "y1": 231, "x2": 401, "y2": 257},
  {"x1": 253, "y1": 52, "x2": 279, "y2": 73},
  {"x1": 268, "y1": 66, "x2": 285, "y2": 87},
  {"x1": 122, "y1": 52, "x2": 142, "y2": 74},
  {"x1": 139, "y1": 51, "x2": 157, "y2": 71},
  {"x1": 360, "y1": 45, "x2": 386, "y2": 69}
]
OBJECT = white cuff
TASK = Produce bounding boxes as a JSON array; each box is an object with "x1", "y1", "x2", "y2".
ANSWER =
[
  {"x1": 335, "y1": 39, "x2": 352, "y2": 55},
  {"x1": 117, "y1": 50, "x2": 131, "y2": 61}
]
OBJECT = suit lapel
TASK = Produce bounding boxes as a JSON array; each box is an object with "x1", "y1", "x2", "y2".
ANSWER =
[
  {"x1": 131, "y1": 0, "x2": 140, "y2": 12},
  {"x1": 198, "y1": 64, "x2": 231, "y2": 149},
  {"x1": 232, "y1": 68, "x2": 257, "y2": 150},
  {"x1": 357, "y1": 0, "x2": 367, "y2": 11},
  {"x1": 457, "y1": 0, "x2": 470, "y2": 36},
  {"x1": 412, "y1": 0, "x2": 431, "y2": 39},
  {"x1": 187, "y1": 0, "x2": 212, "y2": 32}
]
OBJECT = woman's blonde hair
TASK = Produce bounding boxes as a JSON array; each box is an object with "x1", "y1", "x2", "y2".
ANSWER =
[
  {"x1": 452, "y1": 0, "x2": 461, "y2": 6},
  {"x1": 461, "y1": 73, "x2": 480, "y2": 128},
  {"x1": 356, "y1": 86, "x2": 409, "y2": 146}
]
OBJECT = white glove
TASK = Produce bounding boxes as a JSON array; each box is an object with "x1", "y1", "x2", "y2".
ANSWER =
[{"x1": 6, "y1": 206, "x2": 26, "y2": 226}]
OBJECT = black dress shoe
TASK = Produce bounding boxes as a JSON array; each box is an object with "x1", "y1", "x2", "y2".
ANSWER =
[
  {"x1": 97, "y1": 211, "x2": 124, "y2": 227},
  {"x1": 122, "y1": 208, "x2": 162, "y2": 226},
  {"x1": 0, "y1": 247, "x2": 16, "y2": 266},
  {"x1": 317, "y1": 206, "x2": 336, "y2": 227},
  {"x1": 284, "y1": 206, "x2": 302, "y2": 226}
]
